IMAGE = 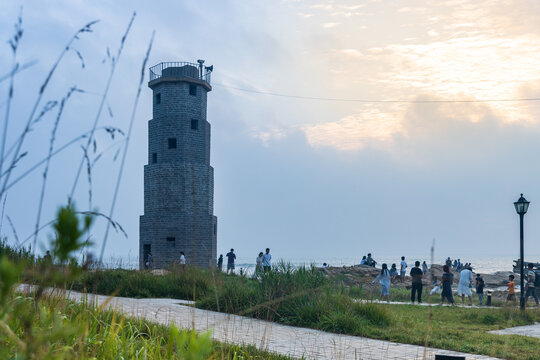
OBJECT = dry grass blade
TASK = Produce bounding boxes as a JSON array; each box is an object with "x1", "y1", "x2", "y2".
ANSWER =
[
  {"x1": 69, "y1": 13, "x2": 135, "y2": 202},
  {"x1": 0, "y1": 194, "x2": 7, "y2": 236},
  {"x1": 1, "y1": 10, "x2": 23, "y2": 196},
  {"x1": 5, "y1": 126, "x2": 123, "y2": 193},
  {"x1": 6, "y1": 215, "x2": 20, "y2": 246},
  {"x1": 98, "y1": 29, "x2": 154, "y2": 265},
  {"x1": 32, "y1": 87, "x2": 79, "y2": 252},
  {"x1": 0, "y1": 60, "x2": 36, "y2": 84},
  {"x1": 78, "y1": 211, "x2": 127, "y2": 238},
  {"x1": 81, "y1": 145, "x2": 93, "y2": 210},
  {"x1": 0, "y1": 18, "x2": 99, "y2": 203}
]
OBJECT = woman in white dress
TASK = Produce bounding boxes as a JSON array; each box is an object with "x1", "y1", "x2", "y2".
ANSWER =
[
  {"x1": 457, "y1": 266, "x2": 473, "y2": 305},
  {"x1": 371, "y1": 263, "x2": 391, "y2": 303}
]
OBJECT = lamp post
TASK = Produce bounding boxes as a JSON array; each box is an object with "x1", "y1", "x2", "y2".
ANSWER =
[{"x1": 514, "y1": 193, "x2": 530, "y2": 310}]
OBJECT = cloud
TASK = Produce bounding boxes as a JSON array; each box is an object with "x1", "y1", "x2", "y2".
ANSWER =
[
  {"x1": 332, "y1": 48, "x2": 364, "y2": 58},
  {"x1": 310, "y1": 4, "x2": 334, "y2": 11},
  {"x1": 249, "y1": 127, "x2": 288, "y2": 147},
  {"x1": 302, "y1": 107, "x2": 403, "y2": 151},
  {"x1": 323, "y1": 22, "x2": 341, "y2": 28}
]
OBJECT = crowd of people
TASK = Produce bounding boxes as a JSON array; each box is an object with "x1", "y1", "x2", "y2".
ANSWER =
[
  {"x1": 368, "y1": 255, "x2": 539, "y2": 307},
  {"x1": 144, "y1": 248, "x2": 273, "y2": 276},
  {"x1": 144, "y1": 249, "x2": 538, "y2": 307},
  {"x1": 215, "y1": 248, "x2": 273, "y2": 275}
]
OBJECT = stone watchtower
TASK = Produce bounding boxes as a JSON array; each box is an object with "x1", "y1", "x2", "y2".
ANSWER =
[{"x1": 140, "y1": 60, "x2": 217, "y2": 269}]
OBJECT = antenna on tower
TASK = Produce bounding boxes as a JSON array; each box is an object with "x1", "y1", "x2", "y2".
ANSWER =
[{"x1": 197, "y1": 59, "x2": 205, "y2": 78}]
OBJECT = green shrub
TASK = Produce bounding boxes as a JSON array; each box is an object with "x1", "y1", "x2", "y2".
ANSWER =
[
  {"x1": 353, "y1": 302, "x2": 391, "y2": 326},
  {"x1": 320, "y1": 310, "x2": 364, "y2": 334},
  {"x1": 481, "y1": 314, "x2": 497, "y2": 325}
]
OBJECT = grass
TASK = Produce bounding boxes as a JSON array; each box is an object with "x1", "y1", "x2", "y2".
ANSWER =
[
  {"x1": 59, "y1": 261, "x2": 540, "y2": 360},
  {"x1": 2, "y1": 289, "x2": 293, "y2": 359},
  {"x1": 5, "y1": 240, "x2": 539, "y2": 359},
  {"x1": 67, "y1": 267, "x2": 215, "y2": 300},
  {"x1": 358, "y1": 304, "x2": 540, "y2": 360}
]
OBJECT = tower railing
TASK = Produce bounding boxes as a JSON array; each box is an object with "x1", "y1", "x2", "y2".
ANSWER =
[{"x1": 149, "y1": 62, "x2": 212, "y2": 84}]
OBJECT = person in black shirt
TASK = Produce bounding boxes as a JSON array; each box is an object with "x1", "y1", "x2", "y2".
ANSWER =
[
  {"x1": 475, "y1": 274, "x2": 485, "y2": 306},
  {"x1": 440, "y1": 265, "x2": 455, "y2": 305},
  {"x1": 226, "y1": 249, "x2": 236, "y2": 274},
  {"x1": 410, "y1": 261, "x2": 423, "y2": 303}
]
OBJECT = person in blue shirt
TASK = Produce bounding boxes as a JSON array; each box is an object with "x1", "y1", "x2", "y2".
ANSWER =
[{"x1": 262, "y1": 248, "x2": 272, "y2": 272}]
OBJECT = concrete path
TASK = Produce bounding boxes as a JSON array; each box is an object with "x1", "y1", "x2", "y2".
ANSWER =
[
  {"x1": 359, "y1": 299, "x2": 500, "y2": 308},
  {"x1": 20, "y1": 286, "x2": 502, "y2": 360},
  {"x1": 490, "y1": 323, "x2": 540, "y2": 339}
]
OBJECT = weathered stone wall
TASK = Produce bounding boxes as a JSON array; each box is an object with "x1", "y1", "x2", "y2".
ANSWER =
[{"x1": 140, "y1": 68, "x2": 216, "y2": 269}]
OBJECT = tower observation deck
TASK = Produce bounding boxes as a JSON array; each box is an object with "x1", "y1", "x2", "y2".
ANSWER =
[{"x1": 140, "y1": 60, "x2": 217, "y2": 269}]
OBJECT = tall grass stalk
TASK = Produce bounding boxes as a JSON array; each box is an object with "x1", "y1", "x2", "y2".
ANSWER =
[
  {"x1": 1, "y1": 10, "x2": 22, "y2": 187},
  {"x1": 68, "y1": 12, "x2": 135, "y2": 203},
  {"x1": 33, "y1": 87, "x2": 80, "y2": 251},
  {"x1": 5, "y1": 126, "x2": 125, "y2": 196},
  {"x1": 98, "y1": 29, "x2": 154, "y2": 265},
  {"x1": 0, "y1": 19, "x2": 99, "y2": 207}
]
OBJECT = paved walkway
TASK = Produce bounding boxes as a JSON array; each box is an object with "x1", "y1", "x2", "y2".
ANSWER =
[
  {"x1": 359, "y1": 299, "x2": 501, "y2": 308},
  {"x1": 20, "y1": 286, "x2": 502, "y2": 360},
  {"x1": 490, "y1": 323, "x2": 540, "y2": 339}
]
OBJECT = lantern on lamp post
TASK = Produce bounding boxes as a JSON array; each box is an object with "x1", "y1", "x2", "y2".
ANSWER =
[{"x1": 514, "y1": 193, "x2": 530, "y2": 310}]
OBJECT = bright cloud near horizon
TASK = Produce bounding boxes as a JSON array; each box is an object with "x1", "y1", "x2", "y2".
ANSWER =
[{"x1": 1, "y1": 0, "x2": 540, "y2": 266}]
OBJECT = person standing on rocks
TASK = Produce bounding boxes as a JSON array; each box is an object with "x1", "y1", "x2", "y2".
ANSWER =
[
  {"x1": 371, "y1": 263, "x2": 391, "y2": 303},
  {"x1": 422, "y1": 261, "x2": 428, "y2": 275},
  {"x1": 400, "y1": 256, "x2": 407, "y2": 282},
  {"x1": 458, "y1": 265, "x2": 473, "y2": 305},
  {"x1": 445, "y1": 257, "x2": 452, "y2": 267},
  {"x1": 440, "y1": 265, "x2": 455, "y2": 305},
  {"x1": 410, "y1": 261, "x2": 423, "y2": 303},
  {"x1": 226, "y1": 249, "x2": 236, "y2": 274}
]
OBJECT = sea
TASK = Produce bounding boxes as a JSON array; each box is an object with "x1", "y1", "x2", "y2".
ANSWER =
[{"x1": 102, "y1": 254, "x2": 540, "y2": 275}]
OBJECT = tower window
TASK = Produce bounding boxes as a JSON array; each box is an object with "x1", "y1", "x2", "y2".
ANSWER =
[
  {"x1": 166, "y1": 237, "x2": 175, "y2": 248},
  {"x1": 189, "y1": 84, "x2": 197, "y2": 96},
  {"x1": 191, "y1": 119, "x2": 199, "y2": 130},
  {"x1": 214, "y1": 223, "x2": 217, "y2": 235},
  {"x1": 168, "y1": 138, "x2": 177, "y2": 149},
  {"x1": 152, "y1": 153, "x2": 157, "y2": 163},
  {"x1": 155, "y1": 93, "x2": 161, "y2": 104}
]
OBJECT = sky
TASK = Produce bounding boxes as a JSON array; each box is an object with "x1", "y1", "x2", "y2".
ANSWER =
[{"x1": 1, "y1": 0, "x2": 540, "y2": 266}]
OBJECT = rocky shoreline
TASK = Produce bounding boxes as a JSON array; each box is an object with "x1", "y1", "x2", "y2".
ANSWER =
[{"x1": 321, "y1": 264, "x2": 519, "y2": 290}]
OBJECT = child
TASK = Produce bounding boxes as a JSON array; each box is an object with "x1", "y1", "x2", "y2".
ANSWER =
[
  {"x1": 390, "y1": 263, "x2": 398, "y2": 283},
  {"x1": 475, "y1": 274, "x2": 485, "y2": 306},
  {"x1": 506, "y1": 274, "x2": 517, "y2": 305},
  {"x1": 430, "y1": 276, "x2": 441, "y2": 295}
]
